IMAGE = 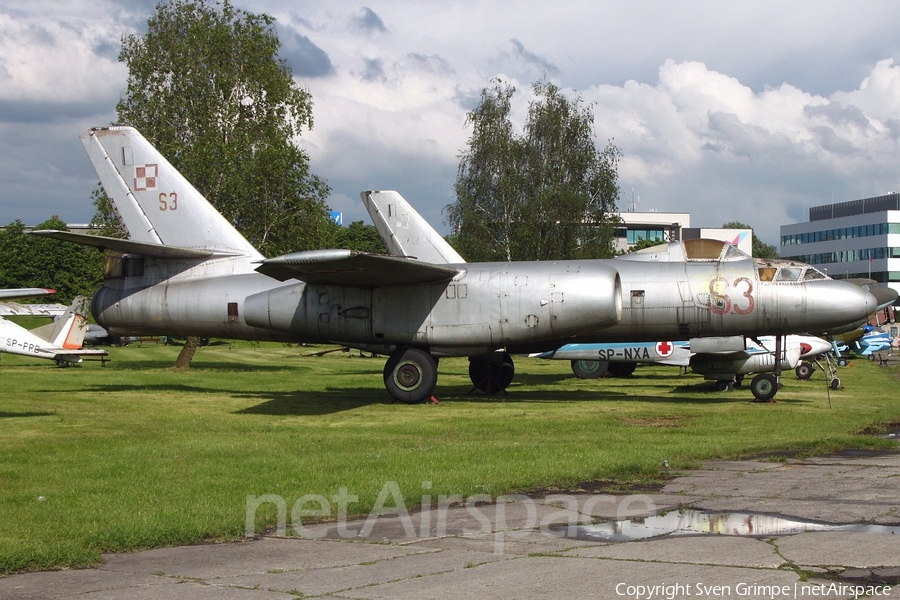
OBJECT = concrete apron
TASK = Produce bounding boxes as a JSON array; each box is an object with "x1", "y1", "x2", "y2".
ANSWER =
[{"x1": 2, "y1": 449, "x2": 899, "y2": 600}]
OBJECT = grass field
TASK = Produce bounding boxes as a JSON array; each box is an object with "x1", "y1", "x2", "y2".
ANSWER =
[{"x1": 0, "y1": 341, "x2": 898, "y2": 574}]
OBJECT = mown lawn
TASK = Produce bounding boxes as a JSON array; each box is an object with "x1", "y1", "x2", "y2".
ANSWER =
[{"x1": 0, "y1": 341, "x2": 898, "y2": 573}]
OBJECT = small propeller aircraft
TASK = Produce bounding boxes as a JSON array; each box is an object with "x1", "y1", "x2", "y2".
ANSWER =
[
  {"x1": 33, "y1": 127, "x2": 876, "y2": 402},
  {"x1": 0, "y1": 293, "x2": 108, "y2": 366},
  {"x1": 534, "y1": 334, "x2": 833, "y2": 400}
]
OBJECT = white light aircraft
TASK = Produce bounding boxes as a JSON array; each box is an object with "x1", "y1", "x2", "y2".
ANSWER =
[{"x1": 0, "y1": 294, "x2": 108, "y2": 366}]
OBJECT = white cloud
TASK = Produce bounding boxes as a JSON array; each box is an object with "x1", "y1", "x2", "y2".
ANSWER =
[{"x1": 2, "y1": 0, "x2": 900, "y2": 246}]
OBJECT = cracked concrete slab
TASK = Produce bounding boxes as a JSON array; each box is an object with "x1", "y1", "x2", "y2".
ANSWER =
[{"x1": 564, "y1": 536, "x2": 786, "y2": 568}]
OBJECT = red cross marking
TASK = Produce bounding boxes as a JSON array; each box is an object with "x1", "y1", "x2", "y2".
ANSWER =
[{"x1": 656, "y1": 341, "x2": 674, "y2": 357}]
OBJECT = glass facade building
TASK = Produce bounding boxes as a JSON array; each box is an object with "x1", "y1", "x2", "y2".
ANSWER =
[{"x1": 779, "y1": 193, "x2": 900, "y2": 293}]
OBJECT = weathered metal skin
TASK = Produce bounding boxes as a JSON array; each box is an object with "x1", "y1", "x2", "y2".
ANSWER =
[
  {"x1": 593, "y1": 258, "x2": 873, "y2": 341},
  {"x1": 242, "y1": 261, "x2": 623, "y2": 356},
  {"x1": 92, "y1": 259, "x2": 301, "y2": 342},
  {"x1": 93, "y1": 250, "x2": 872, "y2": 357}
]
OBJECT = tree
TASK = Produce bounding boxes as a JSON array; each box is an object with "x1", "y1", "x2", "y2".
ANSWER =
[
  {"x1": 721, "y1": 221, "x2": 779, "y2": 258},
  {"x1": 0, "y1": 219, "x2": 104, "y2": 304},
  {"x1": 447, "y1": 78, "x2": 621, "y2": 262},
  {"x1": 329, "y1": 221, "x2": 387, "y2": 254},
  {"x1": 630, "y1": 236, "x2": 665, "y2": 252},
  {"x1": 111, "y1": 0, "x2": 332, "y2": 257}
]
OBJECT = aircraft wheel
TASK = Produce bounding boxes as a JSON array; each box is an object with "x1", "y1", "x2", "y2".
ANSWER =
[
  {"x1": 795, "y1": 362, "x2": 814, "y2": 380},
  {"x1": 830, "y1": 378, "x2": 841, "y2": 390},
  {"x1": 607, "y1": 362, "x2": 637, "y2": 378},
  {"x1": 868, "y1": 354, "x2": 876, "y2": 361},
  {"x1": 571, "y1": 360, "x2": 608, "y2": 379},
  {"x1": 750, "y1": 373, "x2": 778, "y2": 402},
  {"x1": 469, "y1": 352, "x2": 515, "y2": 395},
  {"x1": 837, "y1": 358, "x2": 848, "y2": 367},
  {"x1": 383, "y1": 348, "x2": 437, "y2": 404},
  {"x1": 716, "y1": 380, "x2": 734, "y2": 392}
]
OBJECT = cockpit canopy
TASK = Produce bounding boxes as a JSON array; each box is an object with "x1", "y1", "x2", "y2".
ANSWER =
[
  {"x1": 755, "y1": 259, "x2": 828, "y2": 283},
  {"x1": 617, "y1": 239, "x2": 750, "y2": 263},
  {"x1": 617, "y1": 239, "x2": 830, "y2": 283}
]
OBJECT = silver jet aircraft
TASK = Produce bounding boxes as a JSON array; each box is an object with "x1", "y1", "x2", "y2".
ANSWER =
[{"x1": 35, "y1": 127, "x2": 876, "y2": 403}]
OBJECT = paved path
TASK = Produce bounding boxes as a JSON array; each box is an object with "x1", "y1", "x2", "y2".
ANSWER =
[{"x1": 3, "y1": 449, "x2": 899, "y2": 599}]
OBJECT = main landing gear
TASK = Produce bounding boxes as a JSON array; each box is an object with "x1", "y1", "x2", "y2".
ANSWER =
[
  {"x1": 570, "y1": 360, "x2": 636, "y2": 379},
  {"x1": 382, "y1": 348, "x2": 518, "y2": 403},
  {"x1": 383, "y1": 347, "x2": 437, "y2": 404},
  {"x1": 468, "y1": 352, "x2": 515, "y2": 395}
]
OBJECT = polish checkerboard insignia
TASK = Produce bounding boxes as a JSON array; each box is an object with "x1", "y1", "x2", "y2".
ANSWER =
[{"x1": 134, "y1": 164, "x2": 159, "y2": 191}]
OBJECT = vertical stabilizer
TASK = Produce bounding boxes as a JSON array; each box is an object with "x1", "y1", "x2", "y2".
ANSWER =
[
  {"x1": 81, "y1": 127, "x2": 263, "y2": 259},
  {"x1": 31, "y1": 297, "x2": 90, "y2": 348},
  {"x1": 361, "y1": 190, "x2": 465, "y2": 264}
]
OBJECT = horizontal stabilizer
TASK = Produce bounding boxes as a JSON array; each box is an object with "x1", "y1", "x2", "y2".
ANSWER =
[
  {"x1": 0, "y1": 302, "x2": 67, "y2": 317},
  {"x1": 0, "y1": 288, "x2": 56, "y2": 300},
  {"x1": 30, "y1": 230, "x2": 225, "y2": 259},
  {"x1": 36, "y1": 347, "x2": 108, "y2": 357},
  {"x1": 256, "y1": 249, "x2": 461, "y2": 286}
]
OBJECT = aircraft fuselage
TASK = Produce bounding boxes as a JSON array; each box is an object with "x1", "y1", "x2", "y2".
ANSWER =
[{"x1": 92, "y1": 253, "x2": 871, "y2": 358}]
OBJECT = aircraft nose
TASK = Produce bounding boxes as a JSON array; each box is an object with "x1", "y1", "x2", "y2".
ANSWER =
[
  {"x1": 865, "y1": 290, "x2": 878, "y2": 316},
  {"x1": 806, "y1": 280, "x2": 875, "y2": 332}
]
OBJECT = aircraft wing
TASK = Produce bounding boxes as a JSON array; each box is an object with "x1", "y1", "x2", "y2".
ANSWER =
[
  {"x1": 29, "y1": 230, "x2": 229, "y2": 259},
  {"x1": 0, "y1": 302, "x2": 68, "y2": 317},
  {"x1": 256, "y1": 249, "x2": 461, "y2": 286},
  {"x1": 0, "y1": 288, "x2": 56, "y2": 300}
]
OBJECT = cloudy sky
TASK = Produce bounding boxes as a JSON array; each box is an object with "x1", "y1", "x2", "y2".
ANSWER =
[{"x1": 2, "y1": 1, "x2": 899, "y2": 246}]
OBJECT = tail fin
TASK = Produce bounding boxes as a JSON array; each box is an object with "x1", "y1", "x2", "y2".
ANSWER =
[
  {"x1": 31, "y1": 297, "x2": 90, "y2": 349},
  {"x1": 80, "y1": 127, "x2": 262, "y2": 259},
  {"x1": 360, "y1": 190, "x2": 465, "y2": 264}
]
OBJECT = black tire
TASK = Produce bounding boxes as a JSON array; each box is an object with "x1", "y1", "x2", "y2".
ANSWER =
[
  {"x1": 830, "y1": 378, "x2": 841, "y2": 390},
  {"x1": 469, "y1": 352, "x2": 515, "y2": 395},
  {"x1": 750, "y1": 373, "x2": 778, "y2": 402},
  {"x1": 795, "y1": 362, "x2": 814, "y2": 380},
  {"x1": 837, "y1": 358, "x2": 848, "y2": 367},
  {"x1": 716, "y1": 380, "x2": 734, "y2": 392},
  {"x1": 571, "y1": 360, "x2": 608, "y2": 379},
  {"x1": 607, "y1": 362, "x2": 637, "y2": 378},
  {"x1": 383, "y1": 348, "x2": 437, "y2": 404}
]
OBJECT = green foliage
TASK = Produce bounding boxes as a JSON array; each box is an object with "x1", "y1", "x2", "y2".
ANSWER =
[
  {"x1": 112, "y1": 0, "x2": 331, "y2": 257},
  {"x1": 721, "y1": 221, "x2": 779, "y2": 258},
  {"x1": 0, "y1": 219, "x2": 104, "y2": 303},
  {"x1": 88, "y1": 188, "x2": 126, "y2": 238},
  {"x1": 629, "y1": 236, "x2": 665, "y2": 251},
  {"x1": 328, "y1": 221, "x2": 387, "y2": 254},
  {"x1": 448, "y1": 78, "x2": 621, "y2": 261}
]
